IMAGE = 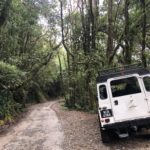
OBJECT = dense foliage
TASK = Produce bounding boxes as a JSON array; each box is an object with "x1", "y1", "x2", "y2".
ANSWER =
[
  {"x1": 0, "y1": 0, "x2": 150, "y2": 121},
  {"x1": 59, "y1": 0, "x2": 150, "y2": 110},
  {"x1": 0, "y1": 0, "x2": 61, "y2": 123}
]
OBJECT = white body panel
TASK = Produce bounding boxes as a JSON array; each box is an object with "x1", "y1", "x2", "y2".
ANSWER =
[
  {"x1": 141, "y1": 74, "x2": 150, "y2": 109},
  {"x1": 97, "y1": 83, "x2": 115, "y2": 126},
  {"x1": 108, "y1": 74, "x2": 150, "y2": 122},
  {"x1": 97, "y1": 73, "x2": 150, "y2": 126}
]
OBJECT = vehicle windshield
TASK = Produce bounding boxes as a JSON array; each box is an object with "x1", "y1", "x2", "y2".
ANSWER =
[
  {"x1": 111, "y1": 76, "x2": 141, "y2": 97},
  {"x1": 143, "y1": 76, "x2": 150, "y2": 91}
]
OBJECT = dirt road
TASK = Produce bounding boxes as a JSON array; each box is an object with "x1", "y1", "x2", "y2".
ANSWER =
[
  {"x1": 53, "y1": 101, "x2": 150, "y2": 150},
  {"x1": 0, "y1": 102, "x2": 63, "y2": 150},
  {"x1": 1, "y1": 100, "x2": 150, "y2": 150}
]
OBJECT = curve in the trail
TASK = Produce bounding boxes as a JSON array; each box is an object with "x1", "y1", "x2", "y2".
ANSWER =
[{"x1": 0, "y1": 102, "x2": 64, "y2": 150}]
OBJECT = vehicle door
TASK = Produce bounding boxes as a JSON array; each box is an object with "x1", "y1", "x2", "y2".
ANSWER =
[
  {"x1": 141, "y1": 75, "x2": 150, "y2": 109},
  {"x1": 108, "y1": 74, "x2": 150, "y2": 122},
  {"x1": 97, "y1": 83, "x2": 115, "y2": 125},
  {"x1": 97, "y1": 83, "x2": 112, "y2": 112}
]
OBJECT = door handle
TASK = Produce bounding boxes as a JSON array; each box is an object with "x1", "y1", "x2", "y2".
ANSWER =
[{"x1": 114, "y1": 100, "x2": 118, "y2": 105}]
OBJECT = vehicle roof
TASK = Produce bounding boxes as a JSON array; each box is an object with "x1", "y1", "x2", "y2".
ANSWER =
[{"x1": 96, "y1": 65, "x2": 150, "y2": 83}]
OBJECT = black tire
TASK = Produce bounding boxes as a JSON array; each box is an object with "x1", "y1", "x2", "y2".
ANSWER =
[
  {"x1": 98, "y1": 114, "x2": 101, "y2": 128},
  {"x1": 137, "y1": 127, "x2": 142, "y2": 132},
  {"x1": 98, "y1": 114, "x2": 111, "y2": 143},
  {"x1": 100, "y1": 129, "x2": 111, "y2": 143}
]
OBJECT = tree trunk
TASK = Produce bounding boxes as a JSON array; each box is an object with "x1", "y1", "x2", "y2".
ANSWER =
[
  {"x1": 0, "y1": 0, "x2": 12, "y2": 27},
  {"x1": 124, "y1": 0, "x2": 131, "y2": 64},
  {"x1": 107, "y1": 0, "x2": 113, "y2": 65},
  {"x1": 59, "y1": 0, "x2": 75, "y2": 107},
  {"x1": 58, "y1": 53, "x2": 63, "y2": 96},
  {"x1": 141, "y1": 0, "x2": 147, "y2": 67}
]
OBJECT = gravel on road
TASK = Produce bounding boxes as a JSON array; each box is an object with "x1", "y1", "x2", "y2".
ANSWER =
[
  {"x1": 0, "y1": 102, "x2": 64, "y2": 150},
  {"x1": 52, "y1": 100, "x2": 150, "y2": 150},
  {"x1": 1, "y1": 100, "x2": 150, "y2": 150}
]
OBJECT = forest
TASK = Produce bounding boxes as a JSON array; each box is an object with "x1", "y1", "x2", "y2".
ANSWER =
[{"x1": 0, "y1": 0, "x2": 150, "y2": 124}]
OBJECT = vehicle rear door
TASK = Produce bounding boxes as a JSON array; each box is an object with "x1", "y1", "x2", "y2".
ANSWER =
[
  {"x1": 108, "y1": 74, "x2": 150, "y2": 122},
  {"x1": 142, "y1": 75, "x2": 150, "y2": 109}
]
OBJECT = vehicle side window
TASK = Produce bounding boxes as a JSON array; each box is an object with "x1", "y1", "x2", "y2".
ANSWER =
[
  {"x1": 99, "y1": 85, "x2": 108, "y2": 100},
  {"x1": 111, "y1": 77, "x2": 141, "y2": 97},
  {"x1": 143, "y1": 76, "x2": 150, "y2": 91}
]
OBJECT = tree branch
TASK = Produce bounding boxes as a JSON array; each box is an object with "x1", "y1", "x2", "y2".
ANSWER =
[
  {"x1": 9, "y1": 42, "x2": 61, "y2": 91},
  {"x1": 59, "y1": 0, "x2": 74, "y2": 58}
]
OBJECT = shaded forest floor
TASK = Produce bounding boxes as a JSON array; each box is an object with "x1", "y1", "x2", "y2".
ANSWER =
[{"x1": 53, "y1": 100, "x2": 150, "y2": 150}]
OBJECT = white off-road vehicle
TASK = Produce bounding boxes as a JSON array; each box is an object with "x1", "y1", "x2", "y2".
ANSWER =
[{"x1": 96, "y1": 65, "x2": 150, "y2": 143}]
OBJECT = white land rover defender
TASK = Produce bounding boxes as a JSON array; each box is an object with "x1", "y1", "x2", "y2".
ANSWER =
[{"x1": 96, "y1": 65, "x2": 150, "y2": 143}]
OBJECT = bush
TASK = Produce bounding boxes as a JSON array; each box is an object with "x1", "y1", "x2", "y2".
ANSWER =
[
  {"x1": 0, "y1": 91, "x2": 22, "y2": 123},
  {"x1": 0, "y1": 61, "x2": 26, "y2": 89},
  {"x1": 0, "y1": 61, "x2": 25, "y2": 124},
  {"x1": 27, "y1": 82, "x2": 46, "y2": 103}
]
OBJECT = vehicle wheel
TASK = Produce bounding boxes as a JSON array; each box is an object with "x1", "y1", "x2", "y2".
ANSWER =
[
  {"x1": 98, "y1": 114, "x2": 111, "y2": 143},
  {"x1": 137, "y1": 127, "x2": 142, "y2": 132},
  {"x1": 98, "y1": 114, "x2": 101, "y2": 128},
  {"x1": 100, "y1": 128, "x2": 111, "y2": 143}
]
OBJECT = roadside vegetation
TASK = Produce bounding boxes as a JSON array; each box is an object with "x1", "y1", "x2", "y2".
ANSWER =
[
  {"x1": 0, "y1": 0, "x2": 150, "y2": 124},
  {"x1": 0, "y1": 0, "x2": 62, "y2": 125}
]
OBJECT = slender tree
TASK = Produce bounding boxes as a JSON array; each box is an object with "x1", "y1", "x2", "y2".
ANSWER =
[
  {"x1": 141, "y1": 0, "x2": 147, "y2": 67},
  {"x1": 107, "y1": 0, "x2": 113, "y2": 65},
  {"x1": 124, "y1": 0, "x2": 131, "y2": 64}
]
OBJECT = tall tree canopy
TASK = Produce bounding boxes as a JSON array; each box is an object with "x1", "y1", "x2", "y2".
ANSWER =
[
  {"x1": 0, "y1": 0, "x2": 150, "y2": 120},
  {"x1": 58, "y1": 0, "x2": 150, "y2": 109}
]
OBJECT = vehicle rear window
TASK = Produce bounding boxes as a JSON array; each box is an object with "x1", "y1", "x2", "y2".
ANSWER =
[
  {"x1": 143, "y1": 76, "x2": 150, "y2": 91},
  {"x1": 111, "y1": 77, "x2": 141, "y2": 97},
  {"x1": 99, "y1": 85, "x2": 108, "y2": 100}
]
